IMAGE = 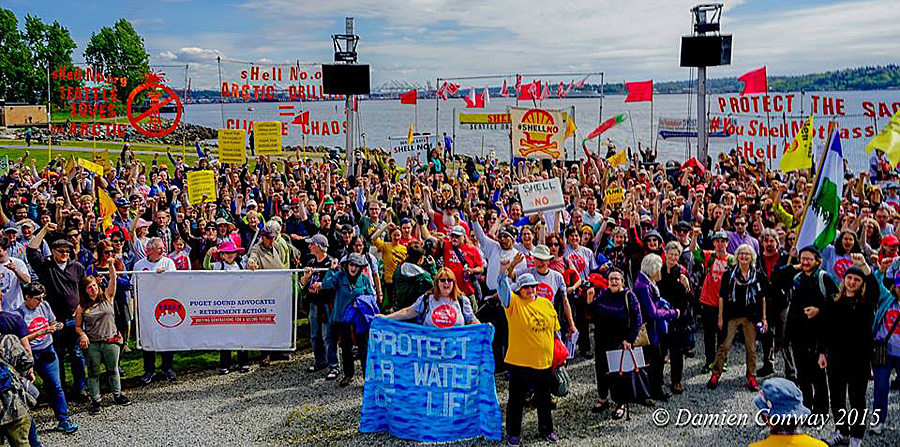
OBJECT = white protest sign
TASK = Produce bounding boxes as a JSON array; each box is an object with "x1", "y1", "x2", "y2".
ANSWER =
[
  {"x1": 136, "y1": 271, "x2": 294, "y2": 351},
  {"x1": 389, "y1": 134, "x2": 436, "y2": 166},
  {"x1": 516, "y1": 177, "x2": 565, "y2": 214}
]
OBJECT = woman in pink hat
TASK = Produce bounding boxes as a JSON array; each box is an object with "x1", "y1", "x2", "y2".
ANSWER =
[{"x1": 204, "y1": 240, "x2": 251, "y2": 374}]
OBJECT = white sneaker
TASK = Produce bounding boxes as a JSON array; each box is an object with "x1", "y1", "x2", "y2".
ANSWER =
[
  {"x1": 848, "y1": 437, "x2": 862, "y2": 447},
  {"x1": 825, "y1": 432, "x2": 847, "y2": 446},
  {"x1": 870, "y1": 421, "x2": 884, "y2": 435}
]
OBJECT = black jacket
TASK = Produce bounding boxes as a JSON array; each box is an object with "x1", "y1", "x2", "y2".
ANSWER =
[{"x1": 26, "y1": 247, "x2": 85, "y2": 320}]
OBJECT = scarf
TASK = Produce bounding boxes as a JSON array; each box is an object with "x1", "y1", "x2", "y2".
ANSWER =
[{"x1": 728, "y1": 265, "x2": 759, "y2": 308}]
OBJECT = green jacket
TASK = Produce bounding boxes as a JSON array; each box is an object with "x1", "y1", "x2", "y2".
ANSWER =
[{"x1": 392, "y1": 261, "x2": 436, "y2": 311}]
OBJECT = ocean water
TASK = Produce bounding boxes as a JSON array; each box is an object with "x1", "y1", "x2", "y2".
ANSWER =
[{"x1": 168, "y1": 90, "x2": 900, "y2": 170}]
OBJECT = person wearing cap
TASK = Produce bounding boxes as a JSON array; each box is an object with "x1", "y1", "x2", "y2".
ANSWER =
[
  {"x1": 305, "y1": 232, "x2": 347, "y2": 376},
  {"x1": 370, "y1": 223, "x2": 408, "y2": 311},
  {"x1": 112, "y1": 197, "x2": 132, "y2": 231},
  {"x1": 129, "y1": 218, "x2": 152, "y2": 261},
  {"x1": 707, "y1": 244, "x2": 768, "y2": 392},
  {"x1": 749, "y1": 378, "x2": 827, "y2": 446},
  {"x1": 787, "y1": 245, "x2": 838, "y2": 415},
  {"x1": 312, "y1": 253, "x2": 374, "y2": 386},
  {"x1": 814, "y1": 255, "x2": 879, "y2": 446},
  {"x1": 382, "y1": 267, "x2": 478, "y2": 327},
  {"x1": 16, "y1": 219, "x2": 48, "y2": 265},
  {"x1": 26, "y1": 222, "x2": 89, "y2": 402},
  {"x1": 498, "y1": 269, "x2": 560, "y2": 445},
  {"x1": 0, "y1": 238, "x2": 31, "y2": 313},
  {"x1": 3, "y1": 227, "x2": 27, "y2": 269},
  {"x1": 425, "y1": 224, "x2": 483, "y2": 299},
  {"x1": 247, "y1": 223, "x2": 290, "y2": 271},
  {"x1": 692, "y1": 228, "x2": 733, "y2": 371}
]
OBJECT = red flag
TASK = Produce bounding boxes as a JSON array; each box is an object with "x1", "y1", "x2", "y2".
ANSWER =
[
  {"x1": 515, "y1": 74, "x2": 522, "y2": 93},
  {"x1": 738, "y1": 66, "x2": 767, "y2": 95},
  {"x1": 541, "y1": 83, "x2": 551, "y2": 101},
  {"x1": 462, "y1": 89, "x2": 485, "y2": 108},
  {"x1": 575, "y1": 76, "x2": 588, "y2": 88},
  {"x1": 501, "y1": 80, "x2": 509, "y2": 97},
  {"x1": 625, "y1": 80, "x2": 653, "y2": 103},
  {"x1": 556, "y1": 82, "x2": 564, "y2": 98},
  {"x1": 291, "y1": 111, "x2": 310, "y2": 125},
  {"x1": 436, "y1": 82, "x2": 448, "y2": 100},
  {"x1": 565, "y1": 80, "x2": 574, "y2": 96},
  {"x1": 447, "y1": 82, "x2": 460, "y2": 94},
  {"x1": 399, "y1": 89, "x2": 417, "y2": 104},
  {"x1": 518, "y1": 83, "x2": 536, "y2": 100}
]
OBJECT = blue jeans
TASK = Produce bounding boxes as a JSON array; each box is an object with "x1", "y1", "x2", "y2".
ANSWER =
[
  {"x1": 52, "y1": 320, "x2": 87, "y2": 392},
  {"x1": 873, "y1": 354, "x2": 900, "y2": 423},
  {"x1": 309, "y1": 301, "x2": 337, "y2": 367},
  {"x1": 33, "y1": 348, "x2": 69, "y2": 422}
]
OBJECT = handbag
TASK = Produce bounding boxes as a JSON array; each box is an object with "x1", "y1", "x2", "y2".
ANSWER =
[
  {"x1": 606, "y1": 345, "x2": 651, "y2": 404},
  {"x1": 873, "y1": 315, "x2": 900, "y2": 367},
  {"x1": 551, "y1": 365, "x2": 570, "y2": 398},
  {"x1": 623, "y1": 291, "x2": 649, "y2": 347}
]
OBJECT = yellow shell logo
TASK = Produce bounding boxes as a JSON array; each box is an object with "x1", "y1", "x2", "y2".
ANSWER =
[{"x1": 518, "y1": 109, "x2": 560, "y2": 158}]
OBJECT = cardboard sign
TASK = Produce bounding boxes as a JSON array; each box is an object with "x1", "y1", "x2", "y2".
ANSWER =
[
  {"x1": 389, "y1": 134, "x2": 436, "y2": 167},
  {"x1": 510, "y1": 107, "x2": 566, "y2": 160},
  {"x1": 605, "y1": 186, "x2": 625, "y2": 205},
  {"x1": 516, "y1": 178, "x2": 565, "y2": 214},
  {"x1": 253, "y1": 121, "x2": 282, "y2": 154},
  {"x1": 218, "y1": 129, "x2": 247, "y2": 164},
  {"x1": 186, "y1": 170, "x2": 217, "y2": 205},
  {"x1": 0, "y1": 156, "x2": 8, "y2": 175}
]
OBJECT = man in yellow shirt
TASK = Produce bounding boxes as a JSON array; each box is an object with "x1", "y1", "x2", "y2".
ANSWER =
[
  {"x1": 498, "y1": 272, "x2": 560, "y2": 445},
  {"x1": 749, "y1": 378, "x2": 827, "y2": 447}
]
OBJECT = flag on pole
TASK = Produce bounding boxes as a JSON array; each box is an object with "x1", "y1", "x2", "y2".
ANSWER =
[
  {"x1": 607, "y1": 150, "x2": 628, "y2": 168},
  {"x1": 738, "y1": 67, "x2": 767, "y2": 95},
  {"x1": 462, "y1": 89, "x2": 486, "y2": 108},
  {"x1": 483, "y1": 87, "x2": 490, "y2": 106},
  {"x1": 587, "y1": 113, "x2": 628, "y2": 139},
  {"x1": 98, "y1": 189, "x2": 116, "y2": 231},
  {"x1": 540, "y1": 83, "x2": 551, "y2": 101},
  {"x1": 866, "y1": 107, "x2": 900, "y2": 166},
  {"x1": 407, "y1": 123, "x2": 414, "y2": 144},
  {"x1": 515, "y1": 74, "x2": 522, "y2": 93},
  {"x1": 575, "y1": 76, "x2": 588, "y2": 88},
  {"x1": 291, "y1": 111, "x2": 310, "y2": 125},
  {"x1": 564, "y1": 117, "x2": 577, "y2": 139},
  {"x1": 517, "y1": 82, "x2": 536, "y2": 100},
  {"x1": 436, "y1": 82, "x2": 448, "y2": 100},
  {"x1": 399, "y1": 89, "x2": 417, "y2": 105},
  {"x1": 797, "y1": 130, "x2": 844, "y2": 251},
  {"x1": 780, "y1": 115, "x2": 814, "y2": 173},
  {"x1": 556, "y1": 82, "x2": 565, "y2": 98},
  {"x1": 501, "y1": 80, "x2": 509, "y2": 97},
  {"x1": 447, "y1": 82, "x2": 460, "y2": 94},
  {"x1": 565, "y1": 80, "x2": 574, "y2": 97},
  {"x1": 625, "y1": 81, "x2": 653, "y2": 103}
]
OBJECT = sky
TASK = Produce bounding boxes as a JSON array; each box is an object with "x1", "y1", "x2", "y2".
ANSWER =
[{"x1": 4, "y1": 0, "x2": 898, "y2": 90}]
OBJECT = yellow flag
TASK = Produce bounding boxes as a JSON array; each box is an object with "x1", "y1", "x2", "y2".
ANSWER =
[
  {"x1": 780, "y1": 115, "x2": 814, "y2": 173},
  {"x1": 407, "y1": 123, "x2": 414, "y2": 144},
  {"x1": 97, "y1": 189, "x2": 116, "y2": 231},
  {"x1": 607, "y1": 150, "x2": 627, "y2": 168},
  {"x1": 867, "y1": 107, "x2": 900, "y2": 167},
  {"x1": 564, "y1": 118, "x2": 577, "y2": 139}
]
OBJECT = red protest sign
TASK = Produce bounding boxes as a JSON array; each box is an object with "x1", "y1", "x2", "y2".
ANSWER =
[{"x1": 126, "y1": 73, "x2": 182, "y2": 138}]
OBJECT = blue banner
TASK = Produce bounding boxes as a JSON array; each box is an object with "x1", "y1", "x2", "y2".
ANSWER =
[{"x1": 360, "y1": 318, "x2": 502, "y2": 442}]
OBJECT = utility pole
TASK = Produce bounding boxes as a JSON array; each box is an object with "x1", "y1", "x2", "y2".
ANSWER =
[{"x1": 344, "y1": 18, "x2": 356, "y2": 178}]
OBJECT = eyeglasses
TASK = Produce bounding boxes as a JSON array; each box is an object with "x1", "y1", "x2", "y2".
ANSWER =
[
  {"x1": 547, "y1": 242, "x2": 560, "y2": 246},
  {"x1": 104, "y1": 250, "x2": 114, "y2": 255},
  {"x1": 438, "y1": 278, "x2": 454, "y2": 284},
  {"x1": 734, "y1": 221, "x2": 747, "y2": 226},
  {"x1": 54, "y1": 249, "x2": 71, "y2": 254},
  {"x1": 111, "y1": 239, "x2": 123, "y2": 244}
]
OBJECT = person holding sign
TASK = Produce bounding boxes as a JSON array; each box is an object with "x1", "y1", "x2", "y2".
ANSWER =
[
  {"x1": 498, "y1": 269, "x2": 560, "y2": 445},
  {"x1": 381, "y1": 267, "x2": 478, "y2": 327}
]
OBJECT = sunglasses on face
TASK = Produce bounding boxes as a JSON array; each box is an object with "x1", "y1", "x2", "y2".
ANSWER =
[
  {"x1": 104, "y1": 250, "x2": 114, "y2": 255},
  {"x1": 438, "y1": 278, "x2": 455, "y2": 284},
  {"x1": 547, "y1": 242, "x2": 559, "y2": 247},
  {"x1": 54, "y1": 249, "x2": 71, "y2": 254}
]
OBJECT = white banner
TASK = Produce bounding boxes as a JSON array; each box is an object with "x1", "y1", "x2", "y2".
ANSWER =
[
  {"x1": 389, "y1": 134, "x2": 437, "y2": 167},
  {"x1": 136, "y1": 271, "x2": 294, "y2": 351},
  {"x1": 516, "y1": 178, "x2": 565, "y2": 215}
]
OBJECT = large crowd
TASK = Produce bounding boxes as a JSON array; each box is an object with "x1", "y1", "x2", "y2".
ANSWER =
[{"x1": 0, "y1": 141, "x2": 898, "y2": 447}]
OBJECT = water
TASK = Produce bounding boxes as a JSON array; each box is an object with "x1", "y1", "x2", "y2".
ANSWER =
[{"x1": 168, "y1": 90, "x2": 900, "y2": 170}]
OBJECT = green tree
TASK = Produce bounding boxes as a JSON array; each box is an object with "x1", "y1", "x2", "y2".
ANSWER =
[
  {"x1": 22, "y1": 14, "x2": 77, "y2": 109},
  {"x1": 83, "y1": 19, "x2": 149, "y2": 106},
  {"x1": 0, "y1": 8, "x2": 39, "y2": 103}
]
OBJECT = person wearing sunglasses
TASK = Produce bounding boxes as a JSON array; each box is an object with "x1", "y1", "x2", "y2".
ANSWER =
[
  {"x1": 26, "y1": 222, "x2": 89, "y2": 404},
  {"x1": 497, "y1": 270, "x2": 560, "y2": 445},
  {"x1": 85, "y1": 240, "x2": 131, "y2": 361},
  {"x1": 382, "y1": 267, "x2": 478, "y2": 327}
]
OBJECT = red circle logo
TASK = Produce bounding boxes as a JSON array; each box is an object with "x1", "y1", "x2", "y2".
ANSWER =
[
  {"x1": 535, "y1": 283, "x2": 553, "y2": 301},
  {"x1": 431, "y1": 304, "x2": 458, "y2": 328},
  {"x1": 155, "y1": 298, "x2": 185, "y2": 328},
  {"x1": 833, "y1": 258, "x2": 853, "y2": 280},
  {"x1": 568, "y1": 253, "x2": 586, "y2": 273},
  {"x1": 126, "y1": 74, "x2": 182, "y2": 138}
]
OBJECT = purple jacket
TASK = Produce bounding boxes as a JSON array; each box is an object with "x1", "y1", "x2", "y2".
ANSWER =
[{"x1": 633, "y1": 271, "x2": 678, "y2": 346}]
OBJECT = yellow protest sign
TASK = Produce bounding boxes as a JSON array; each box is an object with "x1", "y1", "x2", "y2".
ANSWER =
[
  {"x1": 607, "y1": 150, "x2": 627, "y2": 168},
  {"x1": 780, "y1": 115, "x2": 814, "y2": 173},
  {"x1": 605, "y1": 186, "x2": 625, "y2": 205},
  {"x1": 77, "y1": 158, "x2": 105, "y2": 175},
  {"x1": 253, "y1": 121, "x2": 282, "y2": 155},
  {"x1": 186, "y1": 170, "x2": 217, "y2": 205},
  {"x1": 218, "y1": 129, "x2": 247, "y2": 164}
]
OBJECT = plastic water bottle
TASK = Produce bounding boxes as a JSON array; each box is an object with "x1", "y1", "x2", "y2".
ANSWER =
[{"x1": 756, "y1": 322, "x2": 766, "y2": 334}]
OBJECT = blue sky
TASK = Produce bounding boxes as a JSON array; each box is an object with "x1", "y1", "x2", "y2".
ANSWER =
[{"x1": 5, "y1": 0, "x2": 897, "y2": 89}]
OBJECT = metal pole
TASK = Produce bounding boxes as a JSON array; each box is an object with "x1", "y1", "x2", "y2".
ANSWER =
[
  {"x1": 344, "y1": 18, "x2": 355, "y2": 179},
  {"x1": 435, "y1": 77, "x2": 441, "y2": 138},
  {"x1": 697, "y1": 66, "x2": 708, "y2": 167},
  {"x1": 217, "y1": 57, "x2": 225, "y2": 128},
  {"x1": 47, "y1": 61, "x2": 51, "y2": 159},
  {"x1": 597, "y1": 74, "x2": 604, "y2": 153}
]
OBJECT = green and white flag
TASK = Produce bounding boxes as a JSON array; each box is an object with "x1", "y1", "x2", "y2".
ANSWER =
[
  {"x1": 797, "y1": 130, "x2": 843, "y2": 251},
  {"x1": 0, "y1": 156, "x2": 8, "y2": 175}
]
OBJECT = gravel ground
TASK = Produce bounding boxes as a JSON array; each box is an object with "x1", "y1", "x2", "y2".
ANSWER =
[{"x1": 33, "y1": 336, "x2": 900, "y2": 446}]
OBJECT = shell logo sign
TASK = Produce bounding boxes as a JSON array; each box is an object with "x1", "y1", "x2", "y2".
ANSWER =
[{"x1": 510, "y1": 107, "x2": 566, "y2": 160}]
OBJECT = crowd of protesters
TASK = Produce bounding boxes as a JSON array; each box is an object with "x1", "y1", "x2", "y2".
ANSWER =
[{"x1": 0, "y1": 141, "x2": 899, "y2": 447}]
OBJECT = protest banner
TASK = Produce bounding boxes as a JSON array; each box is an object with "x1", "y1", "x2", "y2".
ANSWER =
[
  {"x1": 605, "y1": 186, "x2": 625, "y2": 205},
  {"x1": 361, "y1": 318, "x2": 502, "y2": 442},
  {"x1": 0, "y1": 156, "x2": 8, "y2": 175},
  {"x1": 186, "y1": 170, "x2": 217, "y2": 205},
  {"x1": 607, "y1": 150, "x2": 627, "y2": 168},
  {"x1": 77, "y1": 157, "x2": 105, "y2": 175},
  {"x1": 510, "y1": 107, "x2": 566, "y2": 160},
  {"x1": 218, "y1": 128, "x2": 247, "y2": 164},
  {"x1": 516, "y1": 178, "x2": 565, "y2": 214},
  {"x1": 253, "y1": 121, "x2": 282, "y2": 154},
  {"x1": 389, "y1": 134, "x2": 436, "y2": 167},
  {"x1": 135, "y1": 271, "x2": 295, "y2": 351},
  {"x1": 458, "y1": 112, "x2": 511, "y2": 131}
]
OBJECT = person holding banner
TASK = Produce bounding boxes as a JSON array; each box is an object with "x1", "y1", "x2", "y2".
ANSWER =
[
  {"x1": 498, "y1": 269, "x2": 560, "y2": 445},
  {"x1": 314, "y1": 253, "x2": 374, "y2": 387},
  {"x1": 74, "y1": 260, "x2": 131, "y2": 414},
  {"x1": 586, "y1": 268, "x2": 643, "y2": 419},
  {"x1": 134, "y1": 237, "x2": 177, "y2": 384},
  {"x1": 381, "y1": 267, "x2": 479, "y2": 327}
]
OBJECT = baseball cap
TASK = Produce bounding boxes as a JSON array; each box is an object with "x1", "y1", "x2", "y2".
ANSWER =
[
  {"x1": 308, "y1": 234, "x2": 329, "y2": 249},
  {"x1": 114, "y1": 197, "x2": 130, "y2": 207},
  {"x1": 246, "y1": 199, "x2": 258, "y2": 208},
  {"x1": 290, "y1": 198, "x2": 301, "y2": 207},
  {"x1": 883, "y1": 235, "x2": 900, "y2": 247},
  {"x1": 711, "y1": 230, "x2": 728, "y2": 241},
  {"x1": 450, "y1": 225, "x2": 466, "y2": 236}
]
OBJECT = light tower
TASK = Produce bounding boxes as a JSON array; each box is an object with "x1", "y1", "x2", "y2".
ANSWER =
[{"x1": 332, "y1": 18, "x2": 359, "y2": 177}]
